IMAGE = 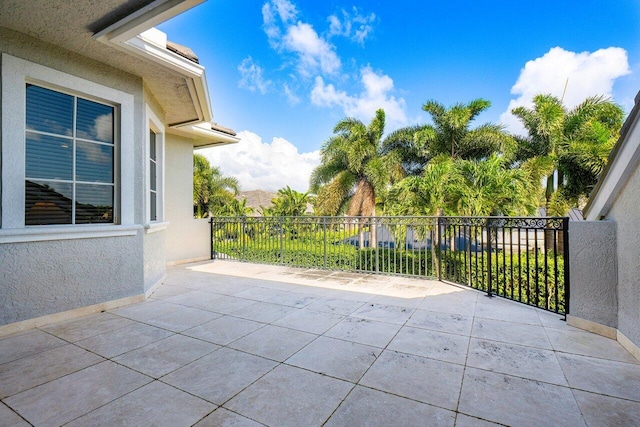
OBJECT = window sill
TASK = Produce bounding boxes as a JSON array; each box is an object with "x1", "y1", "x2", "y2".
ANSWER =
[
  {"x1": 144, "y1": 221, "x2": 169, "y2": 234},
  {"x1": 0, "y1": 224, "x2": 142, "y2": 244}
]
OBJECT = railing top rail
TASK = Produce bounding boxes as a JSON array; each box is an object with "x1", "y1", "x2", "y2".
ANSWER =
[{"x1": 209, "y1": 215, "x2": 569, "y2": 221}]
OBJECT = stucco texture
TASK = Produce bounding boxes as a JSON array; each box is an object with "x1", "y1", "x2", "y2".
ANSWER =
[
  {"x1": 568, "y1": 221, "x2": 618, "y2": 328},
  {"x1": 165, "y1": 134, "x2": 211, "y2": 263},
  {"x1": 144, "y1": 230, "x2": 166, "y2": 291},
  {"x1": 0, "y1": 235, "x2": 143, "y2": 325},
  {"x1": 608, "y1": 164, "x2": 640, "y2": 346}
]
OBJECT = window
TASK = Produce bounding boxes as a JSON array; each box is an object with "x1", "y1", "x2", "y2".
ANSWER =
[
  {"x1": 25, "y1": 84, "x2": 115, "y2": 225},
  {"x1": 149, "y1": 130, "x2": 158, "y2": 221}
]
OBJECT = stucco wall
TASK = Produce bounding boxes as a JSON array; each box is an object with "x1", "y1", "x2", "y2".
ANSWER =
[
  {"x1": 165, "y1": 134, "x2": 211, "y2": 263},
  {"x1": 568, "y1": 221, "x2": 618, "y2": 328},
  {"x1": 0, "y1": 234, "x2": 143, "y2": 325},
  {"x1": 143, "y1": 230, "x2": 167, "y2": 291},
  {"x1": 0, "y1": 28, "x2": 149, "y2": 326},
  {"x1": 607, "y1": 164, "x2": 640, "y2": 346}
]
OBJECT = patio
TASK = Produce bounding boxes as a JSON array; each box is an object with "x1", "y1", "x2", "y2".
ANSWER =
[{"x1": 1, "y1": 261, "x2": 639, "y2": 426}]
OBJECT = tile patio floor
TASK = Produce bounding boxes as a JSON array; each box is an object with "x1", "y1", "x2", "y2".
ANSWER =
[{"x1": 1, "y1": 260, "x2": 639, "y2": 426}]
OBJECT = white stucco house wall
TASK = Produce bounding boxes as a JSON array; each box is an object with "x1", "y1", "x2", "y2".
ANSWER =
[
  {"x1": 0, "y1": 0, "x2": 239, "y2": 333},
  {"x1": 569, "y1": 90, "x2": 640, "y2": 360}
]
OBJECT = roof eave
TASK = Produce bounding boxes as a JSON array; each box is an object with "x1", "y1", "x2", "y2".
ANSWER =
[{"x1": 92, "y1": 0, "x2": 213, "y2": 125}]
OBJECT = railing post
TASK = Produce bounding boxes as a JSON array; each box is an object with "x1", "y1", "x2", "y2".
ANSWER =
[
  {"x1": 323, "y1": 217, "x2": 327, "y2": 269},
  {"x1": 486, "y1": 218, "x2": 493, "y2": 297},
  {"x1": 436, "y1": 212, "x2": 442, "y2": 280},
  {"x1": 563, "y1": 217, "x2": 570, "y2": 319},
  {"x1": 242, "y1": 217, "x2": 247, "y2": 261},
  {"x1": 279, "y1": 217, "x2": 284, "y2": 265},
  {"x1": 210, "y1": 218, "x2": 214, "y2": 260},
  {"x1": 375, "y1": 217, "x2": 380, "y2": 274}
]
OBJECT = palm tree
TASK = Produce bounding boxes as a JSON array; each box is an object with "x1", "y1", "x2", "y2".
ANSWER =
[
  {"x1": 219, "y1": 198, "x2": 254, "y2": 217},
  {"x1": 266, "y1": 186, "x2": 313, "y2": 216},
  {"x1": 193, "y1": 154, "x2": 239, "y2": 218},
  {"x1": 512, "y1": 94, "x2": 623, "y2": 213},
  {"x1": 416, "y1": 99, "x2": 515, "y2": 161},
  {"x1": 310, "y1": 109, "x2": 401, "y2": 216}
]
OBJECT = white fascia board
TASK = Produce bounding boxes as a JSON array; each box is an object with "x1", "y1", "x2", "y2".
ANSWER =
[
  {"x1": 585, "y1": 116, "x2": 640, "y2": 220},
  {"x1": 94, "y1": 0, "x2": 204, "y2": 44},
  {"x1": 170, "y1": 124, "x2": 240, "y2": 147}
]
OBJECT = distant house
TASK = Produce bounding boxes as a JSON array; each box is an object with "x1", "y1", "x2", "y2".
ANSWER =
[
  {"x1": 571, "y1": 90, "x2": 640, "y2": 360},
  {"x1": 0, "y1": 0, "x2": 239, "y2": 332}
]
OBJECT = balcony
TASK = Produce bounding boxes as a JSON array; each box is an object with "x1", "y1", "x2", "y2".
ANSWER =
[{"x1": 1, "y1": 260, "x2": 638, "y2": 426}]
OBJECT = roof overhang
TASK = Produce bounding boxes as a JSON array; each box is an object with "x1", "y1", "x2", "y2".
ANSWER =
[
  {"x1": 93, "y1": 0, "x2": 212, "y2": 126},
  {"x1": 584, "y1": 90, "x2": 640, "y2": 220},
  {"x1": 171, "y1": 122, "x2": 240, "y2": 148}
]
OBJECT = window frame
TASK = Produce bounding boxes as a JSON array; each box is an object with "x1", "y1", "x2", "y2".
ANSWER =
[
  {"x1": 1, "y1": 53, "x2": 136, "y2": 241},
  {"x1": 145, "y1": 104, "x2": 165, "y2": 228},
  {"x1": 25, "y1": 83, "x2": 117, "y2": 226}
]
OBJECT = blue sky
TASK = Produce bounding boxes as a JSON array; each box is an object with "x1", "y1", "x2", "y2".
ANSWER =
[{"x1": 159, "y1": 0, "x2": 640, "y2": 192}]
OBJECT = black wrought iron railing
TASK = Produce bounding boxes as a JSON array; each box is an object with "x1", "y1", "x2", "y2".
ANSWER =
[{"x1": 211, "y1": 216, "x2": 569, "y2": 314}]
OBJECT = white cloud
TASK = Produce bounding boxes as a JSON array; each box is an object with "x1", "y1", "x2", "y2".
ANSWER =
[
  {"x1": 283, "y1": 83, "x2": 300, "y2": 104},
  {"x1": 262, "y1": 0, "x2": 341, "y2": 77},
  {"x1": 328, "y1": 7, "x2": 376, "y2": 44},
  {"x1": 500, "y1": 46, "x2": 631, "y2": 135},
  {"x1": 311, "y1": 66, "x2": 407, "y2": 128},
  {"x1": 198, "y1": 130, "x2": 320, "y2": 193},
  {"x1": 238, "y1": 56, "x2": 272, "y2": 94}
]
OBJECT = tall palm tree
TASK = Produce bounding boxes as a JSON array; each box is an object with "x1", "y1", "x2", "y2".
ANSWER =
[
  {"x1": 310, "y1": 109, "x2": 401, "y2": 216},
  {"x1": 512, "y1": 94, "x2": 624, "y2": 212},
  {"x1": 417, "y1": 99, "x2": 515, "y2": 161},
  {"x1": 219, "y1": 198, "x2": 254, "y2": 217},
  {"x1": 193, "y1": 154, "x2": 239, "y2": 218}
]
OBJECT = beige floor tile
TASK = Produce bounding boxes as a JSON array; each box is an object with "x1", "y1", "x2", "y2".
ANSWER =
[
  {"x1": 232, "y1": 286, "x2": 285, "y2": 302},
  {"x1": 66, "y1": 380, "x2": 215, "y2": 427},
  {"x1": 194, "y1": 408, "x2": 263, "y2": 427},
  {"x1": 162, "y1": 291, "x2": 225, "y2": 311},
  {"x1": 198, "y1": 281, "x2": 256, "y2": 296},
  {"x1": 455, "y1": 413, "x2": 504, "y2": 426},
  {"x1": 75, "y1": 322, "x2": 173, "y2": 358},
  {"x1": 267, "y1": 291, "x2": 320, "y2": 308},
  {"x1": 466, "y1": 338, "x2": 567, "y2": 386},
  {"x1": 351, "y1": 303, "x2": 414, "y2": 325},
  {"x1": 5, "y1": 361, "x2": 151, "y2": 427},
  {"x1": 304, "y1": 296, "x2": 367, "y2": 315},
  {"x1": 323, "y1": 317, "x2": 402, "y2": 348},
  {"x1": 0, "y1": 402, "x2": 30, "y2": 427},
  {"x1": 0, "y1": 329, "x2": 67, "y2": 365},
  {"x1": 225, "y1": 364, "x2": 352, "y2": 427},
  {"x1": 471, "y1": 317, "x2": 552, "y2": 349},
  {"x1": 162, "y1": 347, "x2": 277, "y2": 405},
  {"x1": 113, "y1": 334, "x2": 219, "y2": 378},
  {"x1": 148, "y1": 284, "x2": 193, "y2": 300},
  {"x1": 573, "y1": 389, "x2": 640, "y2": 426},
  {"x1": 0, "y1": 344, "x2": 102, "y2": 398},
  {"x1": 203, "y1": 295, "x2": 260, "y2": 315},
  {"x1": 183, "y1": 316, "x2": 264, "y2": 345},
  {"x1": 474, "y1": 297, "x2": 542, "y2": 325},
  {"x1": 367, "y1": 294, "x2": 425, "y2": 308},
  {"x1": 388, "y1": 326, "x2": 470, "y2": 365},
  {"x1": 40, "y1": 312, "x2": 134, "y2": 342},
  {"x1": 273, "y1": 309, "x2": 344, "y2": 334},
  {"x1": 286, "y1": 336, "x2": 380, "y2": 382},
  {"x1": 325, "y1": 386, "x2": 455, "y2": 427},
  {"x1": 229, "y1": 325, "x2": 317, "y2": 362},
  {"x1": 557, "y1": 353, "x2": 640, "y2": 401},
  {"x1": 109, "y1": 300, "x2": 181, "y2": 322},
  {"x1": 229, "y1": 301, "x2": 297, "y2": 324},
  {"x1": 458, "y1": 368, "x2": 585, "y2": 427},
  {"x1": 144, "y1": 306, "x2": 222, "y2": 332},
  {"x1": 419, "y1": 295, "x2": 477, "y2": 316},
  {"x1": 546, "y1": 328, "x2": 638, "y2": 363},
  {"x1": 407, "y1": 309, "x2": 474, "y2": 336},
  {"x1": 360, "y1": 350, "x2": 464, "y2": 410},
  {"x1": 537, "y1": 310, "x2": 572, "y2": 331}
]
